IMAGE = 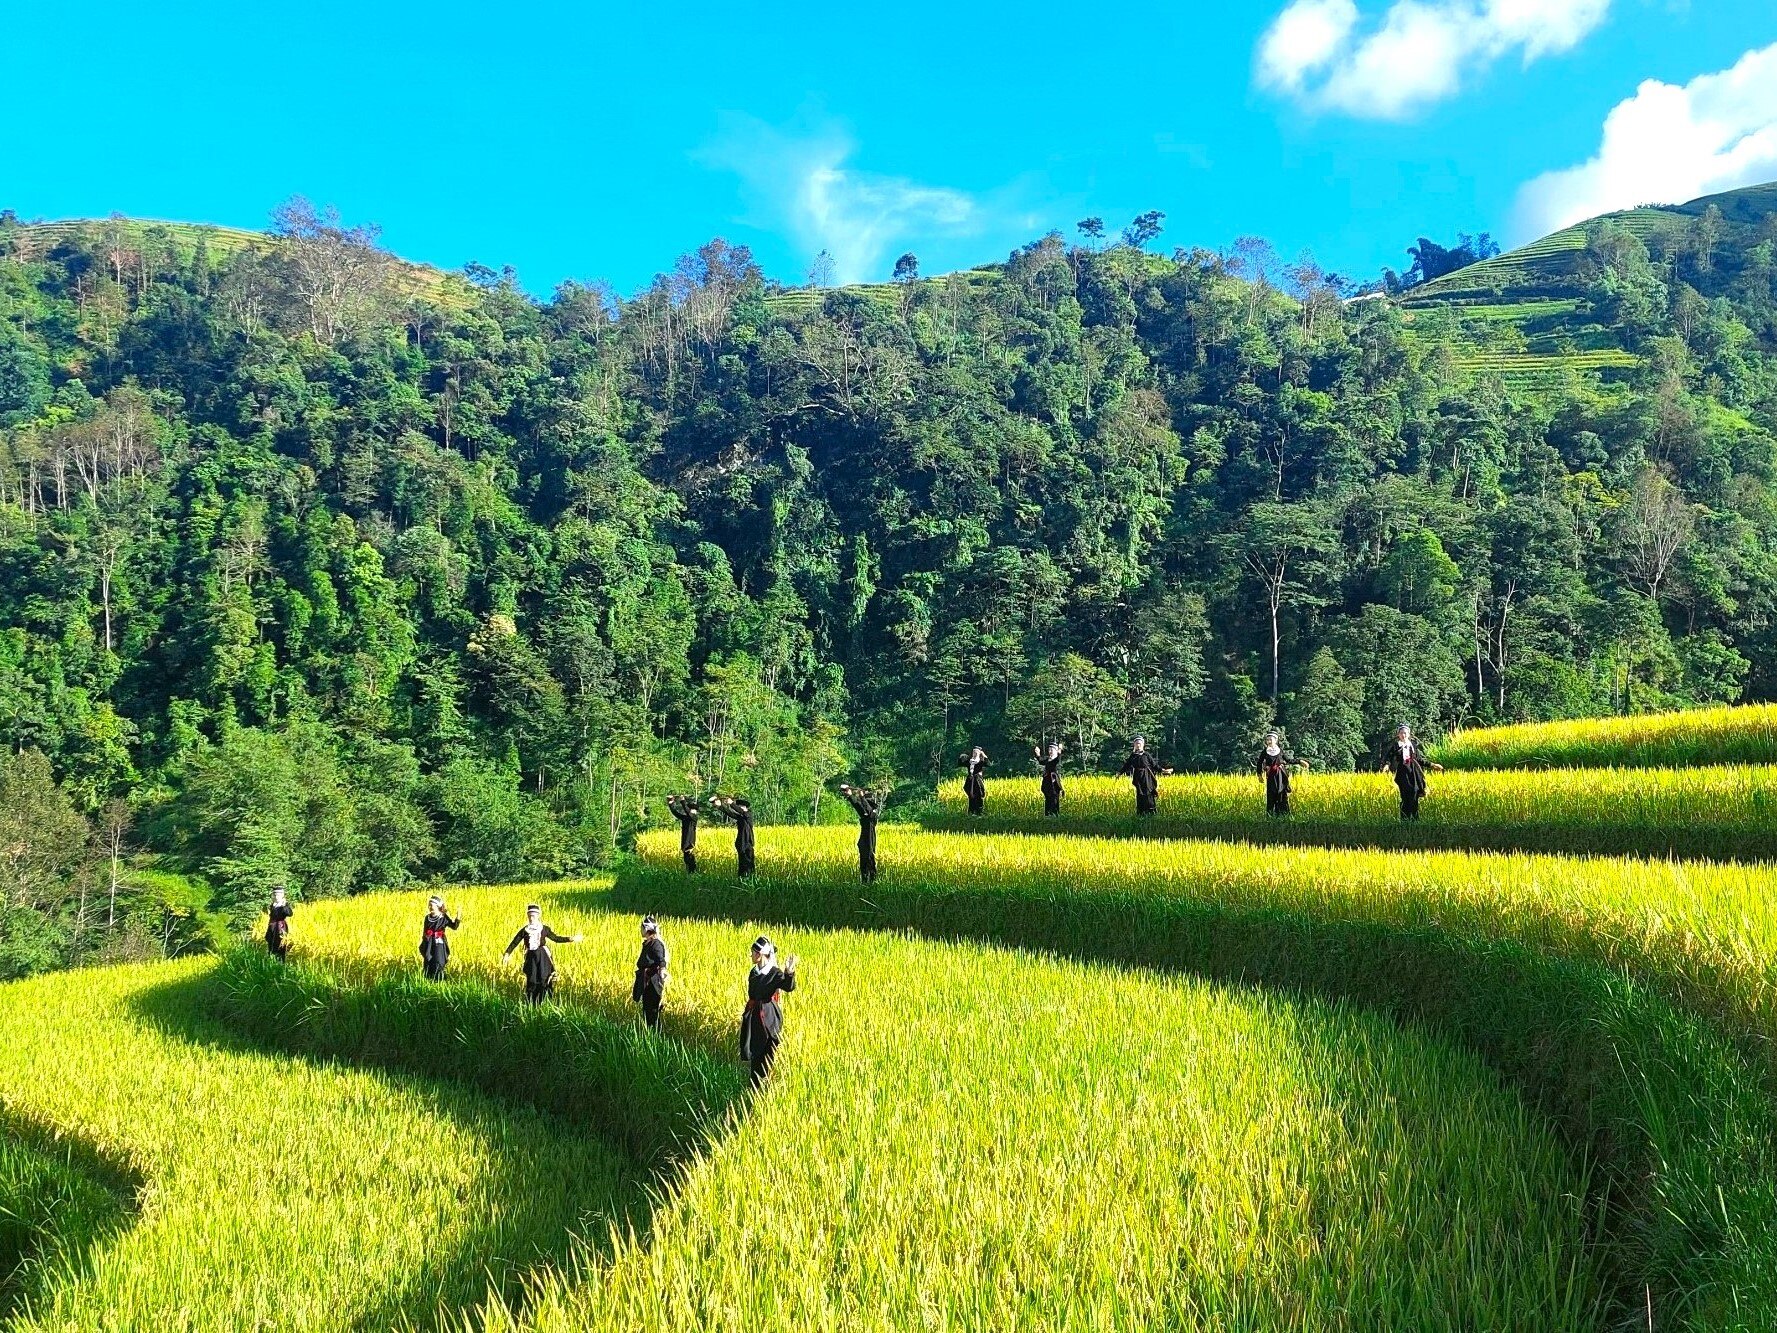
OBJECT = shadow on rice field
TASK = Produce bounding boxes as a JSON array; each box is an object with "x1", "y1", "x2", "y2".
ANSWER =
[
  {"x1": 610, "y1": 847, "x2": 1777, "y2": 1333},
  {"x1": 0, "y1": 1108, "x2": 142, "y2": 1323},
  {"x1": 124, "y1": 953, "x2": 747, "y2": 1331}
]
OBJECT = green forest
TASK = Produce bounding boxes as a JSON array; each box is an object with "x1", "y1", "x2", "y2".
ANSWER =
[{"x1": 4, "y1": 187, "x2": 1777, "y2": 977}]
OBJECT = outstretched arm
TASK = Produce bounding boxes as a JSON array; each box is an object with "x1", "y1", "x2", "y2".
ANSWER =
[{"x1": 502, "y1": 929, "x2": 526, "y2": 958}]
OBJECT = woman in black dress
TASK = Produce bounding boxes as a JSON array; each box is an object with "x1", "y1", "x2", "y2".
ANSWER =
[
  {"x1": 1379, "y1": 723, "x2": 1444, "y2": 821},
  {"x1": 632, "y1": 915, "x2": 669, "y2": 1031},
  {"x1": 709, "y1": 795, "x2": 756, "y2": 878},
  {"x1": 1117, "y1": 737, "x2": 1172, "y2": 817},
  {"x1": 265, "y1": 885, "x2": 293, "y2": 961},
  {"x1": 838, "y1": 782, "x2": 884, "y2": 883},
  {"x1": 502, "y1": 904, "x2": 583, "y2": 1003},
  {"x1": 959, "y1": 747, "x2": 990, "y2": 817},
  {"x1": 419, "y1": 894, "x2": 461, "y2": 980},
  {"x1": 1033, "y1": 742, "x2": 1064, "y2": 818},
  {"x1": 1257, "y1": 731, "x2": 1308, "y2": 817},
  {"x1": 739, "y1": 936, "x2": 799, "y2": 1087},
  {"x1": 665, "y1": 795, "x2": 700, "y2": 873}
]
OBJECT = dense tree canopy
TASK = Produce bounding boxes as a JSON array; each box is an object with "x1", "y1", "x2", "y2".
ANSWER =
[{"x1": 3, "y1": 198, "x2": 1776, "y2": 973}]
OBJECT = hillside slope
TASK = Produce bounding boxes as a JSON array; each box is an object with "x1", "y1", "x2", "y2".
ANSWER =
[
  {"x1": 1395, "y1": 181, "x2": 1777, "y2": 390},
  {"x1": 9, "y1": 215, "x2": 473, "y2": 308}
]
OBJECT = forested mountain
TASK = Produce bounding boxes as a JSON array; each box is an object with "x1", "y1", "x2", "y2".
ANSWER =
[{"x1": 4, "y1": 188, "x2": 1777, "y2": 975}]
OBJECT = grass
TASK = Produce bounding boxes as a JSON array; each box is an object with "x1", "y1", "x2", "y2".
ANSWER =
[
  {"x1": 931, "y1": 765, "x2": 1777, "y2": 858},
  {"x1": 0, "y1": 950, "x2": 655, "y2": 1331},
  {"x1": 628, "y1": 822, "x2": 1777, "y2": 1330},
  {"x1": 1436, "y1": 704, "x2": 1777, "y2": 770},
  {"x1": 0, "y1": 1116, "x2": 139, "y2": 1322},
  {"x1": 0, "y1": 885, "x2": 1597, "y2": 1331}
]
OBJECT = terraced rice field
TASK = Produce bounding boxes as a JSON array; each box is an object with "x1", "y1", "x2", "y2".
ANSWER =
[
  {"x1": 0, "y1": 886, "x2": 1594, "y2": 1331},
  {"x1": 8, "y1": 702, "x2": 1777, "y2": 1329},
  {"x1": 933, "y1": 763, "x2": 1777, "y2": 858},
  {"x1": 1436, "y1": 703, "x2": 1777, "y2": 770}
]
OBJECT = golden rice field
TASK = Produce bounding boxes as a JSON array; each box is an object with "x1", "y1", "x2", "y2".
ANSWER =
[
  {"x1": 626, "y1": 822, "x2": 1777, "y2": 1331},
  {"x1": 0, "y1": 884, "x2": 1598, "y2": 1331},
  {"x1": 934, "y1": 765, "x2": 1777, "y2": 858},
  {"x1": 16, "y1": 702, "x2": 1777, "y2": 1330},
  {"x1": 1435, "y1": 703, "x2": 1777, "y2": 770}
]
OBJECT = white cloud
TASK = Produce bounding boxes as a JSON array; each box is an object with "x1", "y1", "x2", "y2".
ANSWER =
[
  {"x1": 1258, "y1": 0, "x2": 1358, "y2": 92},
  {"x1": 1256, "y1": 0, "x2": 1611, "y2": 119},
  {"x1": 1515, "y1": 43, "x2": 1777, "y2": 237},
  {"x1": 699, "y1": 114, "x2": 992, "y2": 284}
]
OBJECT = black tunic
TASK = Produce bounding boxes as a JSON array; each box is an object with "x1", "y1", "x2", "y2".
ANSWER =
[
  {"x1": 265, "y1": 901, "x2": 293, "y2": 955},
  {"x1": 507, "y1": 924, "x2": 573, "y2": 992},
  {"x1": 961, "y1": 755, "x2": 989, "y2": 813},
  {"x1": 1257, "y1": 750, "x2": 1297, "y2": 799},
  {"x1": 419, "y1": 910, "x2": 460, "y2": 976},
  {"x1": 843, "y1": 789, "x2": 882, "y2": 855},
  {"x1": 739, "y1": 965, "x2": 797, "y2": 1063},
  {"x1": 632, "y1": 936, "x2": 668, "y2": 1005},
  {"x1": 1039, "y1": 755, "x2": 1063, "y2": 814},
  {"x1": 1118, "y1": 751, "x2": 1165, "y2": 813},
  {"x1": 666, "y1": 797, "x2": 699, "y2": 852},
  {"x1": 712, "y1": 800, "x2": 756, "y2": 875},
  {"x1": 1380, "y1": 740, "x2": 1429, "y2": 798}
]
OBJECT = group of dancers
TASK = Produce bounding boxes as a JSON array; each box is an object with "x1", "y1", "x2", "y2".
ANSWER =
[
  {"x1": 258, "y1": 722, "x2": 1444, "y2": 1086},
  {"x1": 667, "y1": 781, "x2": 884, "y2": 884},
  {"x1": 265, "y1": 894, "x2": 799, "y2": 1086},
  {"x1": 971, "y1": 722, "x2": 1443, "y2": 822}
]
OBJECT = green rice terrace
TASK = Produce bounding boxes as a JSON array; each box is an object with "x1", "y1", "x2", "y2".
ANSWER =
[
  {"x1": 1396, "y1": 181, "x2": 1777, "y2": 391},
  {"x1": 7, "y1": 706, "x2": 1777, "y2": 1329}
]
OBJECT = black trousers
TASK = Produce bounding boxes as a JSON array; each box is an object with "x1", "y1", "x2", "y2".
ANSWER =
[
  {"x1": 1267, "y1": 790, "x2": 1290, "y2": 816},
  {"x1": 1398, "y1": 788, "x2": 1421, "y2": 820},
  {"x1": 859, "y1": 846, "x2": 877, "y2": 883},
  {"x1": 967, "y1": 790, "x2": 984, "y2": 815},
  {"x1": 1044, "y1": 791, "x2": 1060, "y2": 817},
  {"x1": 682, "y1": 848, "x2": 697, "y2": 873},
  {"x1": 641, "y1": 991, "x2": 663, "y2": 1030},
  {"x1": 524, "y1": 978, "x2": 553, "y2": 1004},
  {"x1": 424, "y1": 956, "x2": 447, "y2": 981},
  {"x1": 267, "y1": 938, "x2": 288, "y2": 962},
  {"x1": 1135, "y1": 788, "x2": 1157, "y2": 816},
  {"x1": 738, "y1": 848, "x2": 755, "y2": 877}
]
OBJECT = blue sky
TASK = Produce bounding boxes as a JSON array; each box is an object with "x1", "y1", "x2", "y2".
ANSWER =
[{"x1": 4, "y1": 0, "x2": 1776, "y2": 294}]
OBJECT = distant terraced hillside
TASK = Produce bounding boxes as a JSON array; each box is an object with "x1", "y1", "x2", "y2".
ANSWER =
[
  {"x1": 1395, "y1": 181, "x2": 1777, "y2": 391},
  {"x1": 9, "y1": 216, "x2": 473, "y2": 308}
]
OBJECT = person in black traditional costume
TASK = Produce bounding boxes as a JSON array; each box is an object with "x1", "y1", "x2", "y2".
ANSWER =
[
  {"x1": 502, "y1": 904, "x2": 583, "y2": 1004},
  {"x1": 838, "y1": 782, "x2": 884, "y2": 883},
  {"x1": 739, "y1": 936, "x2": 799, "y2": 1087},
  {"x1": 1117, "y1": 736, "x2": 1172, "y2": 817},
  {"x1": 632, "y1": 915, "x2": 669, "y2": 1031},
  {"x1": 709, "y1": 795, "x2": 756, "y2": 877},
  {"x1": 419, "y1": 894, "x2": 461, "y2": 980},
  {"x1": 959, "y1": 746, "x2": 990, "y2": 816},
  {"x1": 665, "y1": 795, "x2": 701, "y2": 873},
  {"x1": 1033, "y1": 742, "x2": 1064, "y2": 818},
  {"x1": 265, "y1": 885, "x2": 293, "y2": 961},
  {"x1": 1378, "y1": 723, "x2": 1443, "y2": 821},
  {"x1": 1257, "y1": 731, "x2": 1308, "y2": 817}
]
